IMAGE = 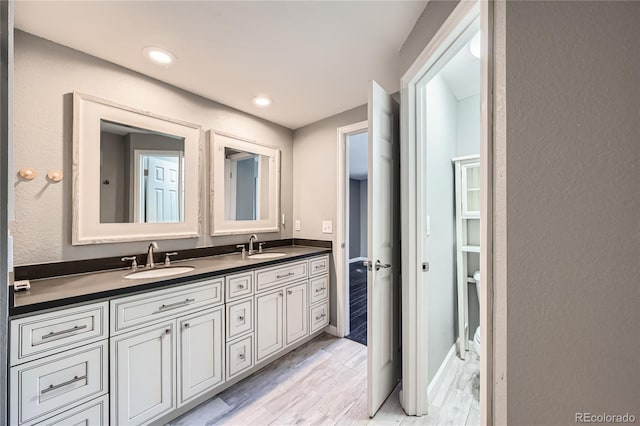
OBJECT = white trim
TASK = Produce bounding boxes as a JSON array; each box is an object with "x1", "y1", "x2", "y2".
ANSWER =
[
  {"x1": 323, "y1": 325, "x2": 339, "y2": 337},
  {"x1": 451, "y1": 154, "x2": 480, "y2": 163},
  {"x1": 399, "y1": 0, "x2": 494, "y2": 419},
  {"x1": 209, "y1": 130, "x2": 281, "y2": 236},
  {"x1": 349, "y1": 256, "x2": 367, "y2": 264},
  {"x1": 427, "y1": 344, "x2": 456, "y2": 398},
  {"x1": 336, "y1": 120, "x2": 368, "y2": 339},
  {"x1": 72, "y1": 92, "x2": 201, "y2": 245}
]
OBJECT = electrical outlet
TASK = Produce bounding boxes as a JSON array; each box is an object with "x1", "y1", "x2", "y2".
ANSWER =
[
  {"x1": 295, "y1": 220, "x2": 301, "y2": 231},
  {"x1": 322, "y1": 220, "x2": 333, "y2": 234}
]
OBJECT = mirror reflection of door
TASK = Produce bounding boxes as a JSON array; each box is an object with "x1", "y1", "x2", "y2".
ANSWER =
[
  {"x1": 99, "y1": 119, "x2": 185, "y2": 224},
  {"x1": 137, "y1": 153, "x2": 182, "y2": 223},
  {"x1": 224, "y1": 147, "x2": 270, "y2": 221}
]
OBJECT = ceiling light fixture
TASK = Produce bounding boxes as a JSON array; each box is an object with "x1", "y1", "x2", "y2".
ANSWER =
[
  {"x1": 143, "y1": 46, "x2": 176, "y2": 66},
  {"x1": 469, "y1": 31, "x2": 481, "y2": 59},
  {"x1": 252, "y1": 96, "x2": 272, "y2": 107}
]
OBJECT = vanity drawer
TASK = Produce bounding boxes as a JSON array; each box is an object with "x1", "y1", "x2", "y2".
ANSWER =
[
  {"x1": 310, "y1": 302, "x2": 330, "y2": 333},
  {"x1": 111, "y1": 278, "x2": 223, "y2": 335},
  {"x1": 309, "y1": 255, "x2": 329, "y2": 277},
  {"x1": 226, "y1": 272, "x2": 254, "y2": 302},
  {"x1": 256, "y1": 261, "x2": 308, "y2": 292},
  {"x1": 310, "y1": 275, "x2": 329, "y2": 305},
  {"x1": 10, "y1": 302, "x2": 108, "y2": 367},
  {"x1": 34, "y1": 395, "x2": 109, "y2": 426},
  {"x1": 10, "y1": 341, "x2": 108, "y2": 426},
  {"x1": 226, "y1": 334, "x2": 254, "y2": 379},
  {"x1": 226, "y1": 298, "x2": 253, "y2": 341}
]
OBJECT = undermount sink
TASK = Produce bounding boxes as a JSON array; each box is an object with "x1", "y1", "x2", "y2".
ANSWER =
[
  {"x1": 248, "y1": 252, "x2": 287, "y2": 260},
  {"x1": 124, "y1": 266, "x2": 195, "y2": 280}
]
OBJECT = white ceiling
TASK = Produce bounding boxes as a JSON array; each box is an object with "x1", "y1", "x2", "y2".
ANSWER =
[
  {"x1": 348, "y1": 131, "x2": 368, "y2": 180},
  {"x1": 14, "y1": 1, "x2": 427, "y2": 130},
  {"x1": 440, "y1": 34, "x2": 481, "y2": 100}
]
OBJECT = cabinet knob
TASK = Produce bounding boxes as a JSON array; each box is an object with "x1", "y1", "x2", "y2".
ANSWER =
[
  {"x1": 279, "y1": 291, "x2": 283, "y2": 297},
  {"x1": 184, "y1": 323, "x2": 190, "y2": 328},
  {"x1": 238, "y1": 316, "x2": 245, "y2": 322},
  {"x1": 238, "y1": 284, "x2": 245, "y2": 289},
  {"x1": 287, "y1": 290, "x2": 293, "y2": 295},
  {"x1": 239, "y1": 353, "x2": 246, "y2": 361}
]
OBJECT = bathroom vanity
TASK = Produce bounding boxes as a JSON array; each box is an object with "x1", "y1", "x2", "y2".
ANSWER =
[{"x1": 8, "y1": 246, "x2": 330, "y2": 426}]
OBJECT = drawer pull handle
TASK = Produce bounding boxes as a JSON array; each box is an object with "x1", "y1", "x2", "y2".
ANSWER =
[
  {"x1": 276, "y1": 272, "x2": 295, "y2": 279},
  {"x1": 41, "y1": 375, "x2": 87, "y2": 394},
  {"x1": 315, "y1": 287, "x2": 326, "y2": 293},
  {"x1": 158, "y1": 298, "x2": 196, "y2": 312},
  {"x1": 42, "y1": 324, "x2": 88, "y2": 340},
  {"x1": 315, "y1": 264, "x2": 324, "y2": 270},
  {"x1": 238, "y1": 284, "x2": 245, "y2": 289},
  {"x1": 315, "y1": 313, "x2": 327, "y2": 320},
  {"x1": 238, "y1": 315, "x2": 245, "y2": 322}
]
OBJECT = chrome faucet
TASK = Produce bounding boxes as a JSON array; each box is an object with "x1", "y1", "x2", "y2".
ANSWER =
[
  {"x1": 146, "y1": 242, "x2": 159, "y2": 268},
  {"x1": 248, "y1": 234, "x2": 258, "y2": 255}
]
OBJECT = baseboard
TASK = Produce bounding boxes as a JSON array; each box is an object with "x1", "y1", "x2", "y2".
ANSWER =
[
  {"x1": 324, "y1": 324, "x2": 340, "y2": 337},
  {"x1": 427, "y1": 343, "x2": 456, "y2": 397},
  {"x1": 349, "y1": 257, "x2": 367, "y2": 264}
]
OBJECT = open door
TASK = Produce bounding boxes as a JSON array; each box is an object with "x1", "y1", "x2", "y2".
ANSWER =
[{"x1": 367, "y1": 81, "x2": 401, "y2": 416}]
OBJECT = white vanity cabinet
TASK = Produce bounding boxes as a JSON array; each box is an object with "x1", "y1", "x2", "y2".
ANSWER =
[
  {"x1": 10, "y1": 251, "x2": 331, "y2": 426},
  {"x1": 109, "y1": 279, "x2": 226, "y2": 426},
  {"x1": 110, "y1": 321, "x2": 176, "y2": 426},
  {"x1": 9, "y1": 302, "x2": 109, "y2": 426}
]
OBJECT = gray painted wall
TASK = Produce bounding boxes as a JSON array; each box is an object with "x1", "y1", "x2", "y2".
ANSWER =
[
  {"x1": 349, "y1": 179, "x2": 361, "y2": 258},
  {"x1": 11, "y1": 31, "x2": 294, "y2": 265},
  {"x1": 456, "y1": 94, "x2": 480, "y2": 157},
  {"x1": 425, "y1": 74, "x2": 458, "y2": 382},
  {"x1": 359, "y1": 179, "x2": 367, "y2": 257},
  {"x1": 293, "y1": 104, "x2": 367, "y2": 325},
  {"x1": 399, "y1": 0, "x2": 460, "y2": 77},
  {"x1": 493, "y1": 1, "x2": 640, "y2": 423}
]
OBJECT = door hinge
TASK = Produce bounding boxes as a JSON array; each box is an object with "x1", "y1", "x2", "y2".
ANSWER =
[{"x1": 422, "y1": 262, "x2": 429, "y2": 272}]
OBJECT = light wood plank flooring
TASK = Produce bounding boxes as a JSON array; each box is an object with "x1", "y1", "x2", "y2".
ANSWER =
[{"x1": 170, "y1": 334, "x2": 480, "y2": 426}]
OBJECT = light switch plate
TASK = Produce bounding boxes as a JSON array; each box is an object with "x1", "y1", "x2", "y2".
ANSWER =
[
  {"x1": 322, "y1": 220, "x2": 333, "y2": 234},
  {"x1": 295, "y1": 220, "x2": 301, "y2": 231}
]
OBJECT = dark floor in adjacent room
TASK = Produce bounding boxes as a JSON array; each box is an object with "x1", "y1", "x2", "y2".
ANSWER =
[{"x1": 346, "y1": 261, "x2": 367, "y2": 345}]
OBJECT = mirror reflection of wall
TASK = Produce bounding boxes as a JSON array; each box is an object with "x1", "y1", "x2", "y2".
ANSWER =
[
  {"x1": 99, "y1": 120, "x2": 185, "y2": 224},
  {"x1": 223, "y1": 147, "x2": 270, "y2": 221}
]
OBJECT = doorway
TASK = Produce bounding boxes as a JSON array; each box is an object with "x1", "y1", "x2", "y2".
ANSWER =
[
  {"x1": 345, "y1": 130, "x2": 369, "y2": 345},
  {"x1": 400, "y1": 0, "x2": 493, "y2": 423}
]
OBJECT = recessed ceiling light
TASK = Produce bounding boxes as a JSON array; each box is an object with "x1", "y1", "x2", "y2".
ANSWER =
[
  {"x1": 143, "y1": 46, "x2": 176, "y2": 66},
  {"x1": 469, "y1": 31, "x2": 481, "y2": 59},
  {"x1": 252, "y1": 96, "x2": 272, "y2": 107}
]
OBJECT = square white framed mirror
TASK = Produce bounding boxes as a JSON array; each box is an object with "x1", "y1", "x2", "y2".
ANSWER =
[
  {"x1": 209, "y1": 130, "x2": 280, "y2": 235},
  {"x1": 73, "y1": 92, "x2": 202, "y2": 245}
]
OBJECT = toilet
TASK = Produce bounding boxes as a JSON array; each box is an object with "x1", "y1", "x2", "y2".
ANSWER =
[{"x1": 473, "y1": 270, "x2": 481, "y2": 355}]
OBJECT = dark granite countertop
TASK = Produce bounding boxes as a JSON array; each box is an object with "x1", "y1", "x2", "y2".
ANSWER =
[{"x1": 10, "y1": 245, "x2": 331, "y2": 316}]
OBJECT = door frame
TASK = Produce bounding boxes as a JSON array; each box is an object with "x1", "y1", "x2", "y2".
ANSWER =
[
  {"x1": 399, "y1": 0, "x2": 494, "y2": 423},
  {"x1": 335, "y1": 120, "x2": 368, "y2": 338}
]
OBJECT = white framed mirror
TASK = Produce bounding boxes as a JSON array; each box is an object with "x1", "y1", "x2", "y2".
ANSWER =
[
  {"x1": 73, "y1": 92, "x2": 202, "y2": 245},
  {"x1": 209, "y1": 130, "x2": 280, "y2": 235}
]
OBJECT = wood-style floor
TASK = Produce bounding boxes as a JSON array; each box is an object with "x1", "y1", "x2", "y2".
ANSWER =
[
  {"x1": 170, "y1": 334, "x2": 480, "y2": 426},
  {"x1": 346, "y1": 261, "x2": 367, "y2": 345}
]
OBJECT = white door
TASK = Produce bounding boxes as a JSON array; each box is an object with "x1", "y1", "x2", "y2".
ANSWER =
[
  {"x1": 285, "y1": 282, "x2": 309, "y2": 346},
  {"x1": 178, "y1": 307, "x2": 225, "y2": 405},
  {"x1": 111, "y1": 322, "x2": 175, "y2": 426},
  {"x1": 146, "y1": 155, "x2": 180, "y2": 223},
  {"x1": 255, "y1": 289, "x2": 284, "y2": 362},
  {"x1": 367, "y1": 81, "x2": 401, "y2": 417}
]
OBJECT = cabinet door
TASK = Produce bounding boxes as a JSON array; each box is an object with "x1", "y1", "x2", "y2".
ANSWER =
[
  {"x1": 285, "y1": 282, "x2": 309, "y2": 346},
  {"x1": 111, "y1": 322, "x2": 175, "y2": 426},
  {"x1": 255, "y1": 289, "x2": 284, "y2": 362},
  {"x1": 461, "y1": 162, "x2": 480, "y2": 218},
  {"x1": 178, "y1": 307, "x2": 225, "y2": 406}
]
